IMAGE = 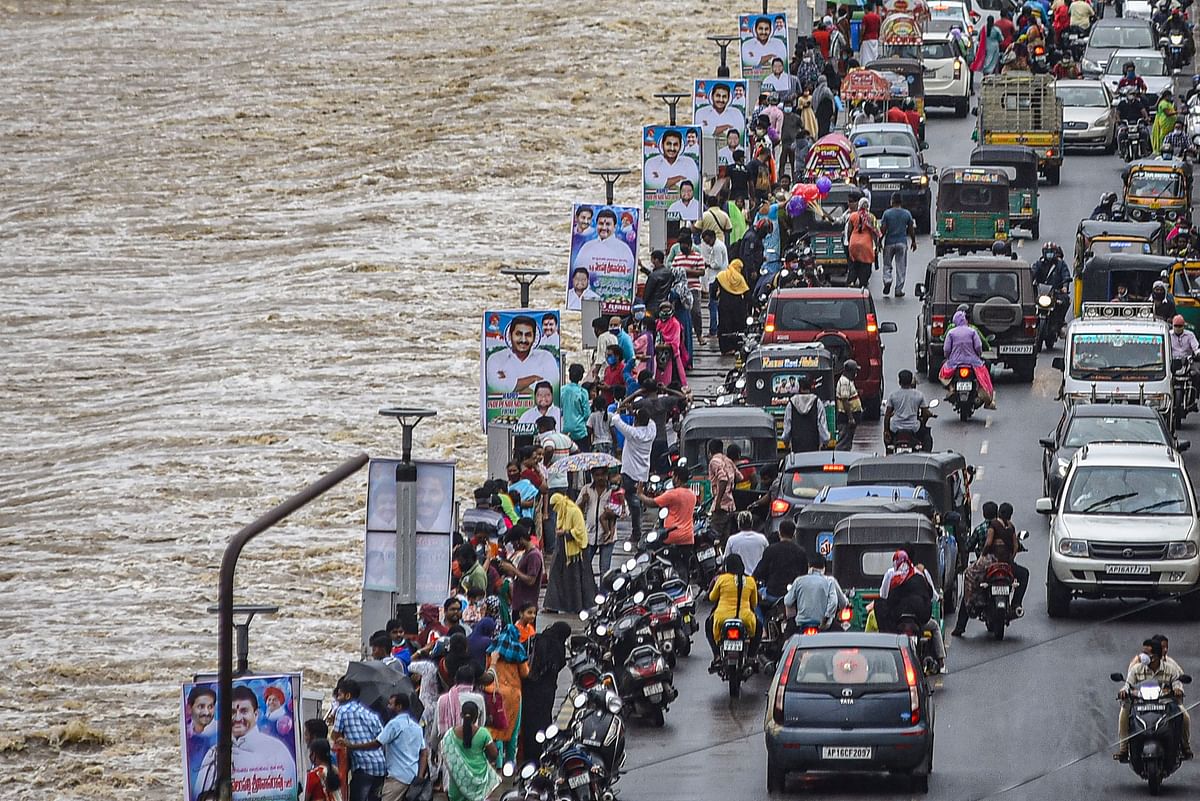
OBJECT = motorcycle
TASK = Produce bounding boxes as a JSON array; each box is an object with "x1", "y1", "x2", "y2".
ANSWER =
[
  {"x1": 948, "y1": 364, "x2": 981, "y2": 420},
  {"x1": 1109, "y1": 673, "x2": 1194, "y2": 795},
  {"x1": 1117, "y1": 111, "x2": 1152, "y2": 162},
  {"x1": 756, "y1": 598, "x2": 792, "y2": 674},
  {"x1": 1162, "y1": 29, "x2": 1190, "y2": 72},
  {"x1": 885, "y1": 398, "x2": 940, "y2": 454},
  {"x1": 1172, "y1": 355, "x2": 1196, "y2": 429},
  {"x1": 897, "y1": 613, "x2": 940, "y2": 676},
  {"x1": 716, "y1": 616, "x2": 755, "y2": 698},
  {"x1": 1036, "y1": 283, "x2": 1068, "y2": 351},
  {"x1": 505, "y1": 721, "x2": 620, "y2": 801},
  {"x1": 1063, "y1": 26, "x2": 1090, "y2": 61}
]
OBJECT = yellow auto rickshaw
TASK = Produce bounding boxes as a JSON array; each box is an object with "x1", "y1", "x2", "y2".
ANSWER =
[{"x1": 1121, "y1": 158, "x2": 1193, "y2": 229}]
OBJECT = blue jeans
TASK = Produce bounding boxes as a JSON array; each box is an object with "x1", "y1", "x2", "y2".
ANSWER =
[
  {"x1": 591, "y1": 543, "x2": 615, "y2": 580},
  {"x1": 622, "y1": 473, "x2": 644, "y2": 543},
  {"x1": 675, "y1": 307, "x2": 694, "y2": 363},
  {"x1": 708, "y1": 293, "x2": 719, "y2": 336}
]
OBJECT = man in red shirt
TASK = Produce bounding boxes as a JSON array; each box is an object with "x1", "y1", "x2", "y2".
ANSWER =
[
  {"x1": 813, "y1": 16, "x2": 833, "y2": 59},
  {"x1": 638, "y1": 464, "x2": 697, "y2": 579},
  {"x1": 886, "y1": 102, "x2": 909, "y2": 127},
  {"x1": 859, "y1": 1, "x2": 882, "y2": 64},
  {"x1": 902, "y1": 98, "x2": 921, "y2": 140},
  {"x1": 995, "y1": 9, "x2": 1016, "y2": 50}
]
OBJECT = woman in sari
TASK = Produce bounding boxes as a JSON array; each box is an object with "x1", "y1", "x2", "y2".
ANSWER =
[
  {"x1": 486, "y1": 623, "x2": 530, "y2": 767},
  {"x1": 713, "y1": 259, "x2": 751, "y2": 355},
  {"x1": 653, "y1": 301, "x2": 688, "y2": 387},
  {"x1": 972, "y1": 19, "x2": 1002, "y2": 75},
  {"x1": 1151, "y1": 90, "x2": 1177, "y2": 154},
  {"x1": 542, "y1": 493, "x2": 597, "y2": 613},
  {"x1": 442, "y1": 701, "x2": 500, "y2": 801}
]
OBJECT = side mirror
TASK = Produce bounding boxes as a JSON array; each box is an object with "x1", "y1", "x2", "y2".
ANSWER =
[
  {"x1": 1178, "y1": 439, "x2": 1191, "y2": 452},
  {"x1": 928, "y1": 398, "x2": 941, "y2": 409},
  {"x1": 579, "y1": 610, "x2": 590, "y2": 621},
  {"x1": 1182, "y1": 674, "x2": 1193, "y2": 684},
  {"x1": 1052, "y1": 357, "x2": 1065, "y2": 371},
  {"x1": 521, "y1": 763, "x2": 537, "y2": 780},
  {"x1": 1039, "y1": 437, "x2": 1055, "y2": 449},
  {"x1": 633, "y1": 590, "x2": 646, "y2": 604},
  {"x1": 879, "y1": 321, "x2": 899, "y2": 334},
  {"x1": 1111, "y1": 672, "x2": 1125, "y2": 682},
  {"x1": 503, "y1": 762, "x2": 516, "y2": 778},
  {"x1": 1018, "y1": 529, "x2": 1030, "y2": 541},
  {"x1": 915, "y1": 283, "x2": 926, "y2": 298},
  {"x1": 659, "y1": 507, "x2": 670, "y2": 520},
  {"x1": 534, "y1": 730, "x2": 546, "y2": 744},
  {"x1": 921, "y1": 140, "x2": 930, "y2": 150},
  {"x1": 1035, "y1": 497, "x2": 1054, "y2": 514},
  {"x1": 622, "y1": 541, "x2": 633, "y2": 552},
  {"x1": 747, "y1": 315, "x2": 758, "y2": 326},
  {"x1": 572, "y1": 693, "x2": 588, "y2": 710},
  {"x1": 545, "y1": 725, "x2": 559, "y2": 740}
]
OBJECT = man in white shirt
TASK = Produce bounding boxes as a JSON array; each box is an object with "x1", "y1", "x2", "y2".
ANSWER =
[
  {"x1": 566, "y1": 267, "x2": 601, "y2": 311},
  {"x1": 516, "y1": 381, "x2": 563, "y2": 429},
  {"x1": 667, "y1": 180, "x2": 701, "y2": 222},
  {"x1": 699, "y1": 228, "x2": 728, "y2": 337},
  {"x1": 743, "y1": 15, "x2": 788, "y2": 69},
  {"x1": 717, "y1": 129, "x2": 741, "y2": 168},
  {"x1": 644, "y1": 128, "x2": 701, "y2": 192},
  {"x1": 694, "y1": 82, "x2": 746, "y2": 140},
  {"x1": 761, "y1": 58, "x2": 799, "y2": 104},
  {"x1": 574, "y1": 209, "x2": 635, "y2": 303},
  {"x1": 610, "y1": 404, "x2": 656, "y2": 542},
  {"x1": 486, "y1": 315, "x2": 561, "y2": 394},
  {"x1": 724, "y1": 511, "x2": 770, "y2": 574}
]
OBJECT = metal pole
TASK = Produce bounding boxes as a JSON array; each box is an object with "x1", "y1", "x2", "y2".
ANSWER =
[
  {"x1": 378, "y1": 408, "x2": 436, "y2": 634},
  {"x1": 654, "y1": 92, "x2": 690, "y2": 126},
  {"x1": 216, "y1": 452, "x2": 369, "y2": 801},
  {"x1": 520, "y1": 284, "x2": 530, "y2": 308},
  {"x1": 707, "y1": 36, "x2": 736, "y2": 78},
  {"x1": 588, "y1": 167, "x2": 631, "y2": 205}
]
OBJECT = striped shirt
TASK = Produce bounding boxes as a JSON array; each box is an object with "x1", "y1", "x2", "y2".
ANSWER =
[{"x1": 674, "y1": 251, "x2": 706, "y2": 291}]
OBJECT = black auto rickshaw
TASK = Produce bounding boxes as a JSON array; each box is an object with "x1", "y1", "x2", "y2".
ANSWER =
[
  {"x1": 844, "y1": 452, "x2": 974, "y2": 552},
  {"x1": 829, "y1": 513, "x2": 948, "y2": 633},
  {"x1": 740, "y1": 344, "x2": 837, "y2": 444},
  {"x1": 798, "y1": 182, "x2": 864, "y2": 285},
  {"x1": 1073, "y1": 219, "x2": 1164, "y2": 275},
  {"x1": 865, "y1": 57, "x2": 928, "y2": 137},
  {"x1": 678, "y1": 406, "x2": 777, "y2": 507},
  {"x1": 970, "y1": 145, "x2": 1040, "y2": 239},
  {"x1": 1121, "y1": 158, "x2": 1194, "y2": 229},
  {"x1": 1072, "y1": 253, "x2": 1178, "y2": 317},
  {"x1": 934, "y1": 166, "x2": 1012, "y2": 256},
  {"x1": 793, "y1": 492, "x2": 936, "y2": 566}
]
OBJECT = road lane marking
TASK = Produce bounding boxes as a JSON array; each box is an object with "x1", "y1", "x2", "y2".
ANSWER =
[
  {"x1": 985, "y1": 416, "x2": 993, "y2": 429},
  {"x1": 980, "y1": 440, "x2": 989, "y2": 455}
]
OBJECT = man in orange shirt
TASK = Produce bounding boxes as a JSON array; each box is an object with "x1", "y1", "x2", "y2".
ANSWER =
[{"x1": 638, "y1": 464, "x2": 697, "y2": 580}]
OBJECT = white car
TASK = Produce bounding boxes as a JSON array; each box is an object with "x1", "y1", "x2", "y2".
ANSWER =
[
  {"x1": 1125, "y1": 0, "x2": 1153, "y2": 19},
  {"x1": 1103, "y1": 49, "x2": 1173, "y2": 97},
  {"x1": 927, "y1": 0, "x2": 975, "y2": 36},
  {"x1": 1037, "y1": 442, "x2": 1200, "y2": 618},
  {"x1": 1055, "y1": 79, "x2": 1117, "y2": 153},
  {"x1": 921, "y1": 33, "x2": 971, "y2": 117}
]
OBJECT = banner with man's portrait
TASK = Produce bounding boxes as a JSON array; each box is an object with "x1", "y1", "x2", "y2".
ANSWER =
[
  {"x1": 480, "y1": 310, "x2": 563, "y2": 435},
  {"x1": 642, "y1": 125, "x2": 703, "y2": 221},
  {"x1": 567, "y1": 203, "x2": 639, "y2": 315},
  {"x1": 180, "y1": 673, "x2": 302, "y2": 801},
  {"x1": 739, "y1": 13, "x2": 789, "y2": 80},
  {"x1": 694, "y1": 79, "x2": 749, "y2": 168}
]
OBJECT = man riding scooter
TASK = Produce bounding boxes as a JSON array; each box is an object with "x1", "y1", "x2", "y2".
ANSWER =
[
  {"x1": 884, "y1": 369, "x2": 935, "y2": 451},
  {"x1": 1032, "y1": 241, "x2": 1071, "y2": 336}
]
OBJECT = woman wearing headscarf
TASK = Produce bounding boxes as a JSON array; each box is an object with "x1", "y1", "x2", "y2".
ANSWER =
[
  {"x1": 941, "y1": 309, "x2": 995, "y2": 407},
  {"x1": 844, "y1": 198, "x2": 880, "y2": 290},
  {"x1": 520, "y1": 621, "x2": 573, "y2": 763},
  {"x1": 486, "y1": 623, "x2": 529, "y2": 766},
  {"x1": 813, "y1": 74, "x2": 837, "y2": 137},
  {"x1": 542, "y1": 493, "x2": 598, "y2": 614},
  {"x1": 465, "y1": 617, "x2": 496, "y2": 673},
  {"x1": 417, "y1": 603, "x2": 448, "y2": 649},
  {"x1": 652, "y1": 300, "x2": 688, "y2": 388},
  {"x1": 873, "y1": 550, "x2": 943, "y2": 669},
  {"x1": 1151, "y1": 90, "x2": 1178, "y2": 154},
  {"x1": 713, "y1": 259, "x2": 751, "y2": 355}
]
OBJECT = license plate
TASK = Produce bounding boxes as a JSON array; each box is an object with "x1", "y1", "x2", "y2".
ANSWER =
[
  {"x1": 568, "y1": 772, "x2": 590, "y2": 789},
  {"x1": 698, "y1": 547, "x2": 717, "y2": 560},
  {"x1": 644, "y1": 682, "x2": 664, "y2": 696},
  {"x1": 1141, "y1": 703, "x2": 1166, "y2": 711},
  {"x1": 637, "y1": 626, "x2": 652, "y2": 636},
  {"x1": 821, "y1": 746, "x2": 874, "y2": 759},
  {"x1": 955, "y1": 381, "x2": 974, "y2": 391},
  {"x1": 999, "y1": 344, "x2": 1035, "y2": 354},
  {"x1": 724, "y1": 640, "x2": 744, "y2": 651},
  {"x1": 990, "y1": 585, "x2": 1011, "y2": 595},
  {"x1": 1106, "y1": 563, "x2": 1151, "y2": 575},
  {"x1": 875, "y1": 182, "x2": 902, "y2": 191}
]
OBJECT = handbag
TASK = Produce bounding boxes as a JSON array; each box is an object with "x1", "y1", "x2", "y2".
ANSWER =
[
  {"x1": 483, "y1": 686, "x2": 509, "y2": 730},
  {"x1": 403, "y1": 776, "x2": 433, "y2": 801}
]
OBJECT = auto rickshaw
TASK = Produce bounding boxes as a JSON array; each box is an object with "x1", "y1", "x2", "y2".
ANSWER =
[
  {"x1": 803, "y1": 132, "x2": 858, "y2": 183},
  {"x1": 740, "y1": 344, "x2": 837, "y2": 443},
  {"x1": 677, "y1": 406, "x2": 778, "y2": 506},
  {"x1": 1169, "y1": 260, "x2": 1200, "y2": 328},
  {"x1": 882, "y1": 0, "x2": 932, "y2": 22},
  {"x1": 794, "y1": 182, "x2": 863, "y2": 284},
  {"x1": 1072, "y1": 253, "x2": 1178, "y2": 317},
  {"x1": 829, "y1": 513, "x2": 949, "y2": 633},
  {"x1": 866, "y1": 57, "x2": 929, "y2": 137},
  {"x1": 878, "y1": 14, "x2": 924, "y2": 60},
  {"x1": 970, "y1": 144, "x2": 1040, "y2": 239},
  {"x1": 933, "y1": 166, "x2": 1012, "y2": 256},
  {"x1": 1073, "y1": 219, "x2": 1163, "y2": 274},
  {"x1": 1121, "y1": 158, "x2": 1194, "y2": 229},
  {"x1": 793, "y1": 491, "x2": 937, "y2": 567}
]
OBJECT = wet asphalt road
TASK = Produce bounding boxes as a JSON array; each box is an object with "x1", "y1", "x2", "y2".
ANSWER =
[{"x1": 614, "y1": 101, "x2": 1200, "y2": 800}]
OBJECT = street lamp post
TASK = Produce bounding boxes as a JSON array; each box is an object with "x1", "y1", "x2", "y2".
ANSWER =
[
  {"x1": 206, "y1": 603, "x2": 278, "y2": 676},
  {"x1": 587, "y1": 167, "x2": 631, "y2": 205},
  {"x1": 707, "y1": 35, "x2": 737, "y2": 78},
  {"x1": 654, "y1": 92, "x2": 690, "y2": 126},
  {"x1": 500, "y1": 266, "x2": 550, "y2": 308}
]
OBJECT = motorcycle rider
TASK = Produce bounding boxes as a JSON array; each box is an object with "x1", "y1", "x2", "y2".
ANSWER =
[
  {"x1": 1151, "y1": 279, "x2": 1177, "y2": 322},
  {"x1": 1186, "y1": 74, "x2": 1200, "y2": 107},
  {"x1": 1115, "y1": 637, "x2": 1192, "y2": 762},
  {"x1": 706, "y1": 552, "x2": 761, "y2": 671},
  {"x1": 875, "y1": 549, "x2": 946, "y2": 672},
  {"x1": 782, "y1": 375, "x2": 832, "y2": 453},
  {"x1": 1169, "y1": 315, "x2": 1200, "y2": 406},
  {"x1": 1033, "y1": 241, "x2": 1072, "y2": 334},
  {"x1": 884, "y1": 369, "x2": 934, "y2": 451},
  {"x1": 941, "y1": 308, "x2": 996, "y2": 408},
  {"x1": 1117, "y1": 61, "x2": 1147, "y2": 94},
  {"x1": 980, "y1": 502, "x2": 1029, "y2": 614},
  {"x1": 1161, "y1": 118, "x2": 1190, "y2": 160},
  {"x1": 753, "y1": 521, "x2": 809, "y2": 622},
  {"x1": 1091, "y1": 191, "x2": 1121, "y2": 220},
  {"x1": 1162, "y1": 8, "x2": 1195, "y2": 64},
  {"x1": 950, "y1": 536, "x2": 1010, "y2": 636},
  {"x1": 783, "y1": 553, "x2": 844, "y2": 631},
  {"x1": 1167, "y1": 214, "x2": 1199, "y2": 257}
]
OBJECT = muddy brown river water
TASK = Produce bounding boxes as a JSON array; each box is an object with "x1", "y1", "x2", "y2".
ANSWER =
[{"x1": 0, "y1": 0, "x2": 741, "y2": 797}]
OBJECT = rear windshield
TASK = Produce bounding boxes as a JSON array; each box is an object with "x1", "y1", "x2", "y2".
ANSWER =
[
  {"x1": 862, "y1": 154, "x2": 915, "y2": 169},
  {"x1": 1063, "y1": 415, "x2": 1167, "y2": 447},
  {"x1": 1056, "y1": 85, "x2": 1109, "y2": 108},
  {"x1": 786, "y1": 466, "x2": 850, "y2": 498},
  {"x1": 1089, "y1": 26, "x2": 1154, "y2": 49},
  {"x1": 789, "y1": 646, "x2": 906, "y2": 687},
  {"x1": 1070, "y1": 332, "x2": 1166, "y2": 380},
  {"x1": 774, "y1": 298, "x2": 866, "y2": 330},
  {"x1": 948, "y1": 271, "x2": 1021, "y2": 303},
  {"x1": 854, "y1": 131, "x2": 918, "y2": 151},
  {"x1": 921, "y1": 41, "x2": 957, "y2": 60},
  {"x1": 939, "y1": 183, "x2": 1008, "y2": 211}
]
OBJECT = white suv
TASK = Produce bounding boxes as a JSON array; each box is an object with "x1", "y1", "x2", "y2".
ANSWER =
[
  {"x1": 921, "y1": 33, "x2": 971, "y2": 117},
  {"x1": 1036, "y1": 442, "x2": 1200, "y2": 618}
]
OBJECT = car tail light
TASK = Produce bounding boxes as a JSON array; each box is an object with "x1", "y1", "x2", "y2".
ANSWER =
[
  {"x1": 773, "y1": 647, "x2": 797, "y2": 724},
  {"x1": 866, "y1": 312, "x2": 879, "y2": 334},
  {"x1": 822, "y1": 463, "x2": 846, "y2": 472},
  {"x1": 770, "y1": 498, "x2": 792, "y2": 517},
  {"x1": 1046, "y1": 149, "x2": 1055, "y2": 158},
  {"x1": 764, "y1": 313, "x2": 776, "y2": 333},
  {"x1": 1024, "y1": 315, "x2": 1038, "y2": 336},
  {"x1": 931, "y1": 314, "x2": 946, "y2": 338},
  {"x1": 957, "y1": 366, "x2": 971, "y2": 379},
  {"x1": 900, "y1": 648, "x2": 921, "y2": 725}
]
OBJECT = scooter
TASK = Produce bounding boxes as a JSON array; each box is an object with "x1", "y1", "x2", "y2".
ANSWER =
[
  {"x1": 885, "y1": 398, "x2": 939, "y2": 454},
  {"x1": 716, "y1": 617, "x2": 755, "y2": 698},
  {"x1": 1109, "y1": 673, "x2": 1194, "y2": 795}
]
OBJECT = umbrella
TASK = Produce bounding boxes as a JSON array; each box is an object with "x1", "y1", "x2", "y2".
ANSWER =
[
  {"x1": 344, "y1": 660, "x2": 419, "y2": 720},
  {"x1": 548, "y1": 452, "x2": 621, "y2": 475}
]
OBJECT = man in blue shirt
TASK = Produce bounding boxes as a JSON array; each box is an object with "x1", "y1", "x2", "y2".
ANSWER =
[
  {"x1": 332, "y1": 677, "x2": 387, "y2": 801},
  {"x1": 345, "y1": 693, "x2": 428, "y2": 801},
  {"x1": 559, "y1": 363, "x2": 591, "y2": 450},
  {"x1": 878, "y1": 193, "x2": 917, "y2": 297}
]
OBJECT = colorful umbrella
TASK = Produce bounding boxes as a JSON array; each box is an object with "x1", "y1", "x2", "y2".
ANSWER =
[{"x1": 548, "y1": 452, "x2": 621, "y2": 474}]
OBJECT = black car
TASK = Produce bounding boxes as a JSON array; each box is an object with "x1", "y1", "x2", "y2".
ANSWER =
[
  {"x1": 765, "y1": 451, "x2": 870, "y2": 537},
  {"x1": 1039, "y1": 403, "x2": 1184, "y2": 499},
  {"x1": 914, "y1": 254, "x2": 1039, "y2": 383},
  {"x1": 764, "y1": 632, "x2": 934, "y2": 793},
  {"x1": 855, "y1": 146, "x2": 934, "y2": 234}
]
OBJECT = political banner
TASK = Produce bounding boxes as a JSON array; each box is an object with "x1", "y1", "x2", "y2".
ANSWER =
[
  {"x1": 568, "y1": 204, "x2": 639, "y2": 314},
  {"x1": 363, "y1": 457, "x2": 455, "y2": 599},
  {"x1": 642, "y1": 125, "x2": 703, "y2": 220},
  {"x1": 739, "y1": 13, "x2": 790, "y2": 80},
  {"x1": 180, "y1": 673, "x2": 302, "y2": 801},
  {"x1": 481, "y1": 310, "x2": 563, "y2": 435},
  {"x1": 694, "y1": 79, "x2": 748, "y2": 168}
]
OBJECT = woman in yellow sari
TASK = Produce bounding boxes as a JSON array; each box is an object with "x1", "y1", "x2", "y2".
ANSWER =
[
  {"x1": 1151, "y1": 90, "x2": 1178, "y2": 154},
  {"x1": 542, "y1": 493, "x2": 596, "y2": 613},
  {"x1": 713, "y1": 259, "x2": 751, "y2": 355}
]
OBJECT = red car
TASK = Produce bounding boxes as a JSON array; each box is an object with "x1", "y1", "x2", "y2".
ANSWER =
[{"x1": 761, "y1": 287, "x2": 898, "y2": 418}]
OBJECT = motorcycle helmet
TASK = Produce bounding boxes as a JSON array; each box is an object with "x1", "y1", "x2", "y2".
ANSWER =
[
  {"x1": 991, "y1": 239, "x2": 1012, "y2": 256},
  {"x1": 1041, "y1": 241, "x2": 1056, "y2": 257}
]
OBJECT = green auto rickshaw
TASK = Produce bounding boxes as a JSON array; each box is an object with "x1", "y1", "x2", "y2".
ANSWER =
[
  {"x1": 970, "y1": 144, "x2": 1040, "y2": 239},
  {"x1": 934, "y1": 166, "x2": 1012, "y2": 256}
]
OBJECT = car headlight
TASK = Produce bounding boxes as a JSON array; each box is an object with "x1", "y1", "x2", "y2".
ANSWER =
[
  {"x1": 1091, "y1": 117, "x2": 1109, "y2": 129},
  {"x1": 1166, "y1": 542, "x2": 1198, "y2": 559},
  {"x1": 1082, "y1": 58, "x2": 1100, "y2": 73},
  {"x1": 1058, "y1": 539, "x2": 1088, "y2": 557},
  {"x1": 1056, "y1": 458, "x2": 1070, "y2": 476}
]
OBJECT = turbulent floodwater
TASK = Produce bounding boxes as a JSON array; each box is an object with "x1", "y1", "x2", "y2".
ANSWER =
[{"x1": 0, "y1": 0, "x2": 734, "y2": 797}]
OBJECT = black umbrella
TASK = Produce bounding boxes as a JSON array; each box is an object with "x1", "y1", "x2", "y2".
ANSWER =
[{"x1": 344, "y1": 660, "x2": 419, "y2": 721}]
